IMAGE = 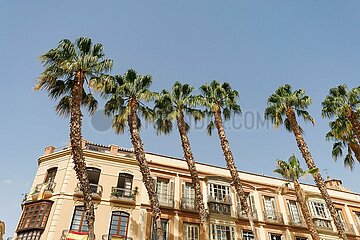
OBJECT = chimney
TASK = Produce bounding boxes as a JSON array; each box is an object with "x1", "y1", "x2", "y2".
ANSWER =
[
  {"x1": 324, "y1": 176, "x2": 343, "y2": 190},
  {"x1": 44, "y1": 146, "x2": 55, "y2": 155},
  {"x1": 110, "y1": 145, "x2": 119, "y2": 155}
]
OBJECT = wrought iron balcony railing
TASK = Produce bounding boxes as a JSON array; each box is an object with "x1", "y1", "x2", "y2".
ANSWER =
[
  {"x1": 180, "y1": 197, "x2": 198, "y2": 212},
  {"x1": 157, "y1": 193, "x2": 174, "y2": 208},
  {"x1": 33, "y1": 182, "x2": 56, "y2": 194},
  {"x1": 313, "y1": 218, "x2": 333, "y2": 231},
  {"x1": 110, "y1": 187, "x2": 136, "y2": 201},
  {"x1": 207, "y1": 195, "x2": 232, "y2": 205},
  {"x1": 74, "y1": 183, "x2": 103, "y2": 200},
  {"x1": 208, "y1": 202, "x2": 231, "y2": 215},
  {"x1": 263, "y1": 211, "x2": 284, "y2": 224},
  {"x1": 237, "y1": 207, "x2": 258, "y2": 220},
  {"x1": 287, "y1": 214, "x2": 307, "y2": 227}
]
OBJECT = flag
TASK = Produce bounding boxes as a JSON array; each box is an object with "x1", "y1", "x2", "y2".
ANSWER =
[{"x1": 66, "y1": 230, "x2": 89, "y2": 240}]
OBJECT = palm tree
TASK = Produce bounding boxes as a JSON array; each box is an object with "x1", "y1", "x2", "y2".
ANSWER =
[
  {"x1": 326, "y1": 116, "x2": 360, "y2": 169},
  {"x1": 322, "y1": 84, "x2": 360, "y2": 141},
  {"x1": 199, "y1": 80, "x2": 257, "y2": 238},
  {"x1": 154, "y1": 82, "x2": 209, "y2": 235},
  {"x1": 265, "y1": 84, "x2": 347, "y2": 239},
  {"x1": 35, "y1": 37, "x2": 112, "y2": 239},
  {"x1": 274, "y1": 155, "x2": 320, "y2": 240},
  {"x1": 92, "y1": 69, "x2": 163, "y2": 240}
]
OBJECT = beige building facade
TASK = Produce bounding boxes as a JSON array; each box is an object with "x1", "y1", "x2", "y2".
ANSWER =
[{"x1": 13, "y1": 141, "x2": 360, "y2": 240}]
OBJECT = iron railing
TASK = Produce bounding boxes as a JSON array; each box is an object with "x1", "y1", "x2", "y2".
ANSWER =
[
  {"x1": 287, "y1": 214, "x2": 307, "y2": 227},
  {"x1": 207, "y1": 195, "x2": 232, "y2": 205},
  {"x1": 263, "y1": 211, "x2": 284, "y2": 224},
  {"x1": 111, "y1": 187, "x2": 136, "y2": 201},
  {"x1": 157, "y1": 193, "x2": 174, "y2": 207},
  {"x1": 237, "y1": 207, "x2": 258, "y2": 220},
  {"x1": 33, "y1": 182, "x2": 56, "y2": 194},
  {"x1": 74, "y1": 183, "x2": 103, "y2": 197},
  {"x1": 180, "y1": 197, "x2": 198, "y2": 211}
]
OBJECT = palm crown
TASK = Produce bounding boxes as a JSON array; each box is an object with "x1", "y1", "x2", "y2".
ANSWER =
[
  {"x1": 326, "y1": 117, "x2": 358, "y2": 169},
  {"x1": 92, "y1": 69, "x2": 156, "y2": 133},
  {"x1": 35, "y1": 37, "x2": 113, "y2": 116},
  {"x1": 322, "y1": 84, "x2": 360, "y2": 118},
  {"x1": 154, "y1": 82, "x2": 203, "y2": 134},
  {"x1": 199, "y1": 80, "x2": 241, "y2": 135},
  {"x1": 265, "y1": 84, "x2": 315, "y2": 131},
  {"x1": 274, "y1": 155, "x2": 317, "y2": 182}
]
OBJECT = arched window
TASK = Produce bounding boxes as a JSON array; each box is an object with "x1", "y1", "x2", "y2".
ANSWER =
[
  {"x1": 108, "y1": 211, "x2": 130, "y2": 238},
  {"x1": 44, "y1": 167, "x2": 57, "y2": 183},
  {"x1": 86, "y1": 167, "x2": 101, "y2": 193}
]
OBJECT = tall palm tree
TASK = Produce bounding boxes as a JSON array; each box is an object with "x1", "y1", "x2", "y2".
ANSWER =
[
  {"x1": 326, "y1": 116, "x2": 360, "y2": 169},
  {"x1": 199, "y1": 80, "x2": 257, "y2": 238},
  {"x1": 322, "y1": 84, "x2": 360, "y2": 141},
  {"x1": 265, "y1": 84, "x2": 347, "y2": 239},
  {"x1": 92, "y1": 69, "x2": 163, "y2": 240},
  {"x1": 274, "y1": 155, "x2": 320, "y2": 240},
  {"x1": 154, "y1": 82, "x2": 209, "y2": 234},
  {"x1": 35, "y1": 37, "x2": 112, "y2": 239}
]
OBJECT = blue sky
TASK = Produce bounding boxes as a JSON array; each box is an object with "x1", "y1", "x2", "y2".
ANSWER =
[{"x1": 1, "y1": 0, "x2": 360, "y2": 237}]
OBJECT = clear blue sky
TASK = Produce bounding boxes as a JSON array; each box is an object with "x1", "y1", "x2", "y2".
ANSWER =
[{"x1": 1, "y1": 0, "x2": 360, "y2": 237}]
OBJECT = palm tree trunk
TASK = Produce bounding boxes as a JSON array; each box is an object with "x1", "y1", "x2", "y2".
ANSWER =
[
  {"x1": 349, "y1": 140, "x2": 360, "y2": 163},
  {"x1": 348, "y1": 110, "x2": 360, "y2": 142},
  {"x1": 213, "y1": 108, "x2": 258, "y2": 239},
  {"x1": 294, "y1": 180, "x2": 320, "y2": 240},
  {"x1": 286, "y1": 108, "x2": 347, "y2": 240},
  {"x1": 128, "y1": 99, "x2": 163, "y2": 240},
  {"x1": 70, "y1": 71, "x2": 95, "y2": 240},
  {"x1": 176, "y1": 110, "x2": 209, "y2": 239}
]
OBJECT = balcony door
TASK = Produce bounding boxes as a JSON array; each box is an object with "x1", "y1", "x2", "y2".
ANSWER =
[
  {"x1": 263, "y1": 196, "x2": 276, "y2": 219},
  {"x1": 288, "y1": 200, "x2": 301, "y2": 223},
  {"x1": 156, "y1": 178, "x2": 173, "y2": 204},
  {"x1": 117, "y1": 173, "x2": 133, "y2": 197},
  {"x1": 44, "y1": 167, "x2": 57, "y2": 183},
  {"x1": 182, "y1": 182, "x2": 195, "y2": 207},
  {"x1": 86, "y1": 167, "x2": 101, "y2": 192}
]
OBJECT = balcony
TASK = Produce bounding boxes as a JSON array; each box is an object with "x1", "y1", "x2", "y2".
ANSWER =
[
  {"x1": 207, "y1": 195, "x2": 232, "y2": 205},
  {"x1": 263, "y1": 211, "x2": 284, "y2": 224},
  {"x1": 110, "y1": 187, "x2": 136, "y2": 205},
  {"x1": 237, "y1": 207, "x2": 258, "y2": 221},
  {"x1": 180, "y1": 197, "x2": 198, "y2": 212},
  {"x1": 313, "y1": 218, "x2": 333, "y2": 232},
  {"x1": 31, "y1": 182, "x2": 56, "y2": 201},
  {"x1": 342, "y1": 222, "x2": 355, "y2": 234},
  {"x1": 74, "y1": 183, "x2": 103, "y2": 201},
  {"x1": 157, "y1": 193, "x2": 174, "y2": 208},
  {"x1": 287, "y1": 214, "x2": 307, "y2": 228}
]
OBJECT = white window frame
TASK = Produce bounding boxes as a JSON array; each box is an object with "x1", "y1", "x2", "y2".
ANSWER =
[{"x1": 183, "y1": 223, "x2": 199, "y2": 240}]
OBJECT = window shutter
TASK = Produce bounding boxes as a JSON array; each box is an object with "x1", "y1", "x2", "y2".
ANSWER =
[
  {"x1": 181, "y1": 182, "x2": 185, "y2": 198},
  {"x1": 250, "y1": 195, "x2": 256, "y2": 213},
  {"x1": 169, "y1": 181, "x2": 175, "y2": 198}
]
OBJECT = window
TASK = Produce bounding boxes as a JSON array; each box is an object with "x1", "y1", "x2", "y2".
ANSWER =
[
  {"x1": 117, "y1": 173, "x2": 133, "y2": 190},
  {"x1": 108, "y1": 211, "x2": 129, "y2": 239},
  {"x1": 237, "y1": 193, "x2": 256, "y2": 213},
  {"x1": 17, "y1": 201, "x2": 53, "y2": 232},
  {"x1": 70, "y1": 206, "x2": 88, "y2": 232},
  {"x1": 263, "y1": 196, "x2": 276, "y2": 219},
  {"x1": 182, "y1": 182, "x2": 195, "y2": 209},
  {"x1": 269, "y1": 233, "x2": 282, "y2": 240},
  {"x1": 183, "y1": 223, "x2": 199, "y2": 240},
  {"x1": 210, "y1": 224, "x2": 235, "y2": 240},
  {"x1": 288, "y1": 200, "x2": 301, "y2": 223},
  {"x1": 16, "y1": 230, "x2": 42, "y2": 240},
  {"x1": 156, "y1": 178, "x2": 174, "y2": 206},
  {"x1": 208, "y1": 183, "x2": 230, "y2": 202},
  {"x1": 86, "y1": 168, "x2": 101, "y2": 193},
  {"x1": 44, "y1": 167, "x2": 57, "y2": 183},
  {"x1": 151, "y1": 219, "x2": 169, "y2": 240},
  {"x1": 354, "y1": 211, "x2": 360, "y2": 224},
  {"x1": 308, "y1": 200, "x2": 332, "y2": 228},
  {"x1": 242, "y1": 230, "x2": 254, "y2": 240},
  {"x1": 336, "y1": 209, "x2": 345, "y2": 222},
  {"x1": 309, "y1": 201, "x2": 328, "y2": 219}
]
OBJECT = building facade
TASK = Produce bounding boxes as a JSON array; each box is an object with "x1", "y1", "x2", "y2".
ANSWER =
[{"x1": 14, "y1": 141, "x2": 360, "y2": 240}]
